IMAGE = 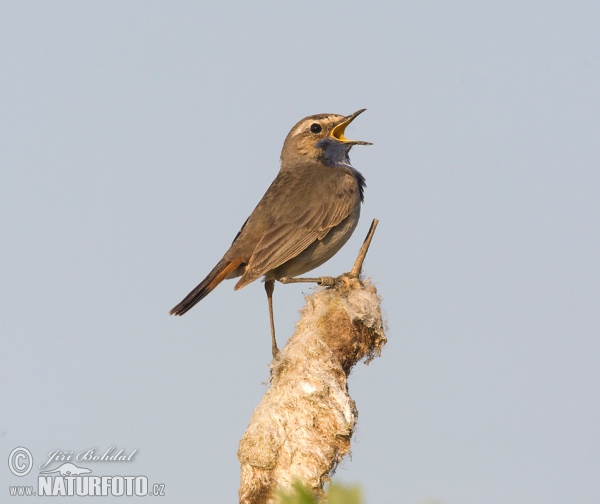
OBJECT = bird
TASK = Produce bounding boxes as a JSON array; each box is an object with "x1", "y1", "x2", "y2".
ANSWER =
[{"x1": 170, "y1": 109, "x2": 371, "y2": 357}]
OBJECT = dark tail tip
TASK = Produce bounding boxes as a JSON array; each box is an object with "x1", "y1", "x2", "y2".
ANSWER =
[
  {"x1": 169, "y1": 304, "x2": 189, "y2": 316},
  {"x1": 169, "y1": 279, "x2": 215, "y2": 316},
  {"x1": 169, "y1": 257, "x2": 244, "y2": 316}
]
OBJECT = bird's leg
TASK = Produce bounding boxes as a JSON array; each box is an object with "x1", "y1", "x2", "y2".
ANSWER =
[
  {"x1": 264, "y1": 279, "x2": 278, "y2": 357},
  {"x1": 278, "y1": 276, "x2": 337, "y2": 287}
]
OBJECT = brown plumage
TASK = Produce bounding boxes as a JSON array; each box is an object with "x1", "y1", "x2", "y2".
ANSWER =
[{"x1": 170, "y1": 109, "x2": 371, "y2": 356}]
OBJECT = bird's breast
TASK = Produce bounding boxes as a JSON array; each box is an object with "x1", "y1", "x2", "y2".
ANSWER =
[{"x1": 267, "y1": 204, "x2": 361, "y2": 280}]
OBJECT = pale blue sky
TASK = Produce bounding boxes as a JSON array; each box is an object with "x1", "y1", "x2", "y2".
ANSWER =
[{"x1": 2, "y1": 2, "x2": 599, "y2": 503}]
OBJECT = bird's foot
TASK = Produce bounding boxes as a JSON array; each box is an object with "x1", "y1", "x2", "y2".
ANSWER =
[{"x1": 279, "y1": 276, "x2": 338, "y2": 287}]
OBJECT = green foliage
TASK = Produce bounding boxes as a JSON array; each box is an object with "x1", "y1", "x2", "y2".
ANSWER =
[
  {"x1": 327, "y1": 483, "x2": 362, "y2": 504},
  {"x1": 278, "y1": 482, "x2": 316, "y2": 504},
  {"x1": 277, "y1": 481, "x2": 363, "y2": 504}
]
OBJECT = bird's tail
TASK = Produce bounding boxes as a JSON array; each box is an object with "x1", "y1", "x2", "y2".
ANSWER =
[{"x1": 169, "y1": 257, "x2": 244, "y2": 316}]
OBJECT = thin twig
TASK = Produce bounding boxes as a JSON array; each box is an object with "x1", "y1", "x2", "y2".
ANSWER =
[{"x1": 351, "y1": 218, "x2": 379, "y2": 276}]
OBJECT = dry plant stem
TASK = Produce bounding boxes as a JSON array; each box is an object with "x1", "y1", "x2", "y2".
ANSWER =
[
  {"x1": 351, "y1": 218, "x2": 379, "y2": 276},
  {"x1": 278, "y1": 218, "x2": 380, "y2": 287},
  {"x1": 238, "y1": 219, "x2": 385, "y2": 504}
]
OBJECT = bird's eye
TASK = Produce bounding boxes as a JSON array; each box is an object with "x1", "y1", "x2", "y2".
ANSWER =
[{"x1": 310, "y1": 123, "x2": 322, "y2": 134}]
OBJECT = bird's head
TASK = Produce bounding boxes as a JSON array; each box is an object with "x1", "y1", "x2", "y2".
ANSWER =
[{"x1": 280, "y1": 109, "x2": 372, "y2": 169}]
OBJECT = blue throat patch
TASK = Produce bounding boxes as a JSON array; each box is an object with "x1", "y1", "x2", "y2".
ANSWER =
[{"x1": 316, "y1": 137, "x2": 366, "y2": 202}]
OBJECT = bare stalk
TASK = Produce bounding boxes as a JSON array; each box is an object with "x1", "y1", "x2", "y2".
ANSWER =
[{"x1": 238, "y1": 221, "x2": 386, "y2": 504}]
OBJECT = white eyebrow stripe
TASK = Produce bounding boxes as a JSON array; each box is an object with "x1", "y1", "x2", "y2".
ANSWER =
[
  {"x1": 290, "y1": 116, "x2": 337, "y2": 137},
  {"x1": 290, "y1": 120, "x2": 312, "y2": 138}
]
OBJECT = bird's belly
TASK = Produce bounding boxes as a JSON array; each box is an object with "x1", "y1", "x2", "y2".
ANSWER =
[{"x1": 268, "y1": 205, "x2": 361, "y2": 280}]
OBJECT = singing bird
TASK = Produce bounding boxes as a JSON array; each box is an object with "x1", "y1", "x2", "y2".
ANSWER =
[{"x1": 170, "y1": 109, "x2": 371, "y2": 356}]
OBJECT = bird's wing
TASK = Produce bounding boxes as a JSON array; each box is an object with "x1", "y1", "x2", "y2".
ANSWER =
[{"x1": 233, "y1": 167, "x2": 360, "y2": 287}]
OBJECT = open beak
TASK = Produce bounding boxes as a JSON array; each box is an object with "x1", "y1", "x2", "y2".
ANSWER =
[{"x1": 330, "y1": 109, "x2": 372, "y2": 145}]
